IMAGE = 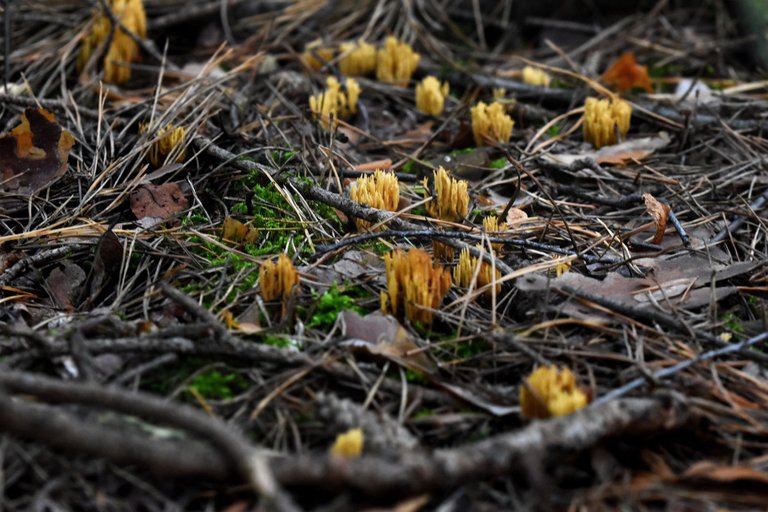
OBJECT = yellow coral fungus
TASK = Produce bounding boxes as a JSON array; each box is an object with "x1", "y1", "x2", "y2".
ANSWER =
[
  {"x1": 330, "y1": 428, "x2": 364, "y2": 457},
  {"x1": 519, "y1": 366, "x2": 588, "y2": 419},
  {"x1": 338, "y1": 40, "x2": 376, "y2": 76},
  {"x1": 582, "y1": 97, "x2": 632, "y2": 149},
  {"x1": 376, "y1": 36, "x2": 420, "y2": 86},
  {"x1": 79, "y1": 0, "x2": 147, "y2": 84},
  {"x1": 470, "y1": 101, "x2": 514, "y2": 146},
  {"x1": 381, "y1": 248, "x2": 452, "y2": 326},
  {"x1": 309, "y1": 76, "x2": 361, "y2": 128},
  {"x1": 415, "y1": 76, "x2": 449, "y2": 116},
  {"x1": 348, "y1": 170, "x2": 400, "y2": 230},
  {"x1": 259, "y1": 253, "x2": 299, "y2": 302},
  {"x1": 483, "y1": 215, "x2": 507, "y2": 252},
  {"x1": 301, "y1": 39, "x2": 334, "y2": 71},
  {"x1": 453, "y1": 247, "x2": 501, "y2": 298},
  {"x1": 423, "y1": 166, "x2": 469, "y2": 223},
  {"x1": 140, "y1": 123, "x2": 187, "y2": 167},
  {"x1": 521, "y1": 65, "x2": 551, "y2": 87}
]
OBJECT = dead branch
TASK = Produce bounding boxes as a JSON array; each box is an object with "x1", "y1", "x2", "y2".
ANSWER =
[{"x1": 271, "y1": 393, "x2": 690, "y2": 497}]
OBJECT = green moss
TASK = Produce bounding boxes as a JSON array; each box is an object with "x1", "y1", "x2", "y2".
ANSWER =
[
  {"x1": 546, "y1": 124, "x2": 561, "y2": 137},
  {"x1": 306, "y1": 285, "x2": 365, "y2": 330},
  {"x1": 405, "y1": 369, "x2": 428, "y2": 384},
  {"x1": 489, "y1": 157, "x2": 507, "y2": 169},
  {"x1": 413, "y1": 407, "x2": 434, "y2": 418},
  {"x1": 187, "y1": 369, "x2": 248, "y2": 400},
  {"x1": 721, "y1": 311, "x2": 745, "y2": 334},
  {"x1": 262, "y1": 335, "x2": 300, "y2": 349}
]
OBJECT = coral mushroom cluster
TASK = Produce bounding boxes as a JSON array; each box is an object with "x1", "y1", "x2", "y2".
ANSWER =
[
  {"x1": 583, "y1": 97, "x2": 632, "y2": 148},
  {"x1": 381, "y1": 248, "x2": 452, "y2": 327}
]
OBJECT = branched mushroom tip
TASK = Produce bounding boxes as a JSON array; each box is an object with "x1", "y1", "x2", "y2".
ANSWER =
[
  {"x1": 330, "y1": 428, "x2": 364, "y2": 458},
  {"x1": 415, "y1": 76, "x2": 449, "y2": 116},
  {"x1": 259, "y1": 254, "x2": 299, "y2": 302},
  {"x1": 309, "y1": 77, "x2": 361, "y2": 128},
  {"x1": 79, "y1": 0, "x2": 147, "y2": 84},
  {"x1": 348, "y1": 170, "x2": 400, "y2": 231},
  {"x1": 139, "y1": 123, "x2": 187, "y2": 167},
  {"x1": 423, "y1": 166, "x2": 469, "y2": 223},
  {"x1": 381, "y1": 248, "x2": 452, "y2": 327},
  {"x1": 301, "y1": 39, "x2": 334, "y2": 71},
  {"x1": 376, "y1": 36, "x2": 420, "y2": 86},
  {"x1": 453, "y1": 246, "x2": 501, "y2": 298},
  {"x1": 521, "y1": 65, "x2": 551, "y2": 87},
  {"x1": 519, "y1": 366, "x2": 589, "y2": 419},
  {"x1": 583, "y1": 97, "x2": 632, "y2": 149},
  {"x1": 470, "y1": 101, "x2": 514, "y2": 146},
  {"x1": 339, "y1": 40, "x2": 377, "y2": 76},
  {"x1": 483, "y1": 215, "x2": 508, "y2": 252}
]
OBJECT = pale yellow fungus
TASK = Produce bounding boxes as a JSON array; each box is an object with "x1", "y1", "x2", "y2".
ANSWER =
[
  {"x1": 259, "y1": 253, "x2": 299, "y2": 302},
  {"x1": 348, "y1": 170, "x2": 400, "y2": 231},
  {"x1": 79, "y1": 0, "x2": 147, "y2": 84},
  {"x1": 519, "y1": 366, "x2": 588, "y2": 419},
  {"x1": 415, "y1": 76, "x2": 449, "y2": 116},
  {"x1": 309, "y1": 76, "x2": 361, "y2": 128},
  {"x1": 140, "y1": 123, "x2": 187, "y2": 167},
  {"x1": 423, "y1": 166, "x2": 469, "y2": 223},
  {"x1": 301, "y1": 39, "x2": 334, "y2": 71},
  {"x1": 453, "y1": 246, "x2": 501, "y2": 298},
  {"x1": 338, "y1": 40, "x2": 376, "y2": 76},
  {"x1": 376, "y1": 36, "x2": 420, "y2": 86},
  {"x1": 521, "y1": 65, "x2": 551, "y2": 87},
  {"x1": 470, "y1": 101, "x2": 514, "y2": 146},
  {"x1": 483, "y1": 215, "x2": 507, "y2": 252},
  {"x1": 381, "y1": 248, "x2": 452, "y2": 326},
  {"x1": 583, "y1": 97, "x2": 632, "y2": 149},
  {"x1": 330, "y1": 428, "x2": 364, "y2": 457}
]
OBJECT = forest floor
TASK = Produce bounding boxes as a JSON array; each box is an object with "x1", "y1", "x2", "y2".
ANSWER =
[{"x1": 1, "y1": 1, "x2": 768, "y2": 510}]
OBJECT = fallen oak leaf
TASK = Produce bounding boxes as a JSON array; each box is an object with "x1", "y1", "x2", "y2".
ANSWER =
[
  {"x1": 340, "y1": 310, "x2": 437, "y2": 375},
  {"x1": 642, "y1": 193, "x2": 671, "y2": 244},
  {"x1": 88, "y1": 229, "x2": 124, "y2": 304},
  {"x1": 130, "y1": 182, "x2": 188, "y2": 222},
  {"x1": 0, "y1": 108, "x2": 75, "y2": 193},
  {"x1": 46, "y1": 261, "x2": 86, "y2": 311},
  {"x1": 540, "y1": 132, "x2": 670, "y2": 167}
]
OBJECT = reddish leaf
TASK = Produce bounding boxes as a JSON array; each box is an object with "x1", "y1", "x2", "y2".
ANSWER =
[
  {"x1": 642, "y1": 193, "x2": 671, "y2": 244},
  {"x1": 130, "y1": 182, "x2": 188, "y2": 221},
  {"x1": 601, "y1": 51, "x2": 653, "y2": 93},
  {"x1": 0, "y1": 108, "x2": 75, "y2": 193},
  {"x1": 89, "y1": 229, "x2": 123, "y2": 301},
  {"x1": 46, "y1": 261, "x2": 86, "y2": 311}
]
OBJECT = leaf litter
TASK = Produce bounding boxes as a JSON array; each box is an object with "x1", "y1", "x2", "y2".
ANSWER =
[{"x1": 1, "y1": 2, "x2": 768, "y2": 511}]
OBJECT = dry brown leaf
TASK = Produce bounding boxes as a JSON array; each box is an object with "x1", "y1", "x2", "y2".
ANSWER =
[
  {"x1": 130, "y1": 182, "x2": 188, "y2": 221},
  {"x1": 541, "y1": 133, "x2": 670, "y2": 167},
  {"x1": 642, "y1": 193, "x2": 671, "y2": 244},
  {"x1": 222, "y1": 217, "x2": 258, "y2": 244},
  {"x1": 89, "y1": 230, "x2": 123, "y2": 302},
  {"x1": 46, "y1": 261, "x2": 86, "y2": 311},
  {"x1": 601, "y1": 51, "x2": 653, "y2": 92},
  {"x1": 0, "y1": 108, "x2": 75, "y2": 193},
  {"x1": 506, "y1": 208, "x2": 528, "y2": 226},
  {"x1": 340, "y1": 310, "x2": 437, "y2": 374},
  {"x1": 517, "y1": 254, "x2": 755, "y2": 312}
]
